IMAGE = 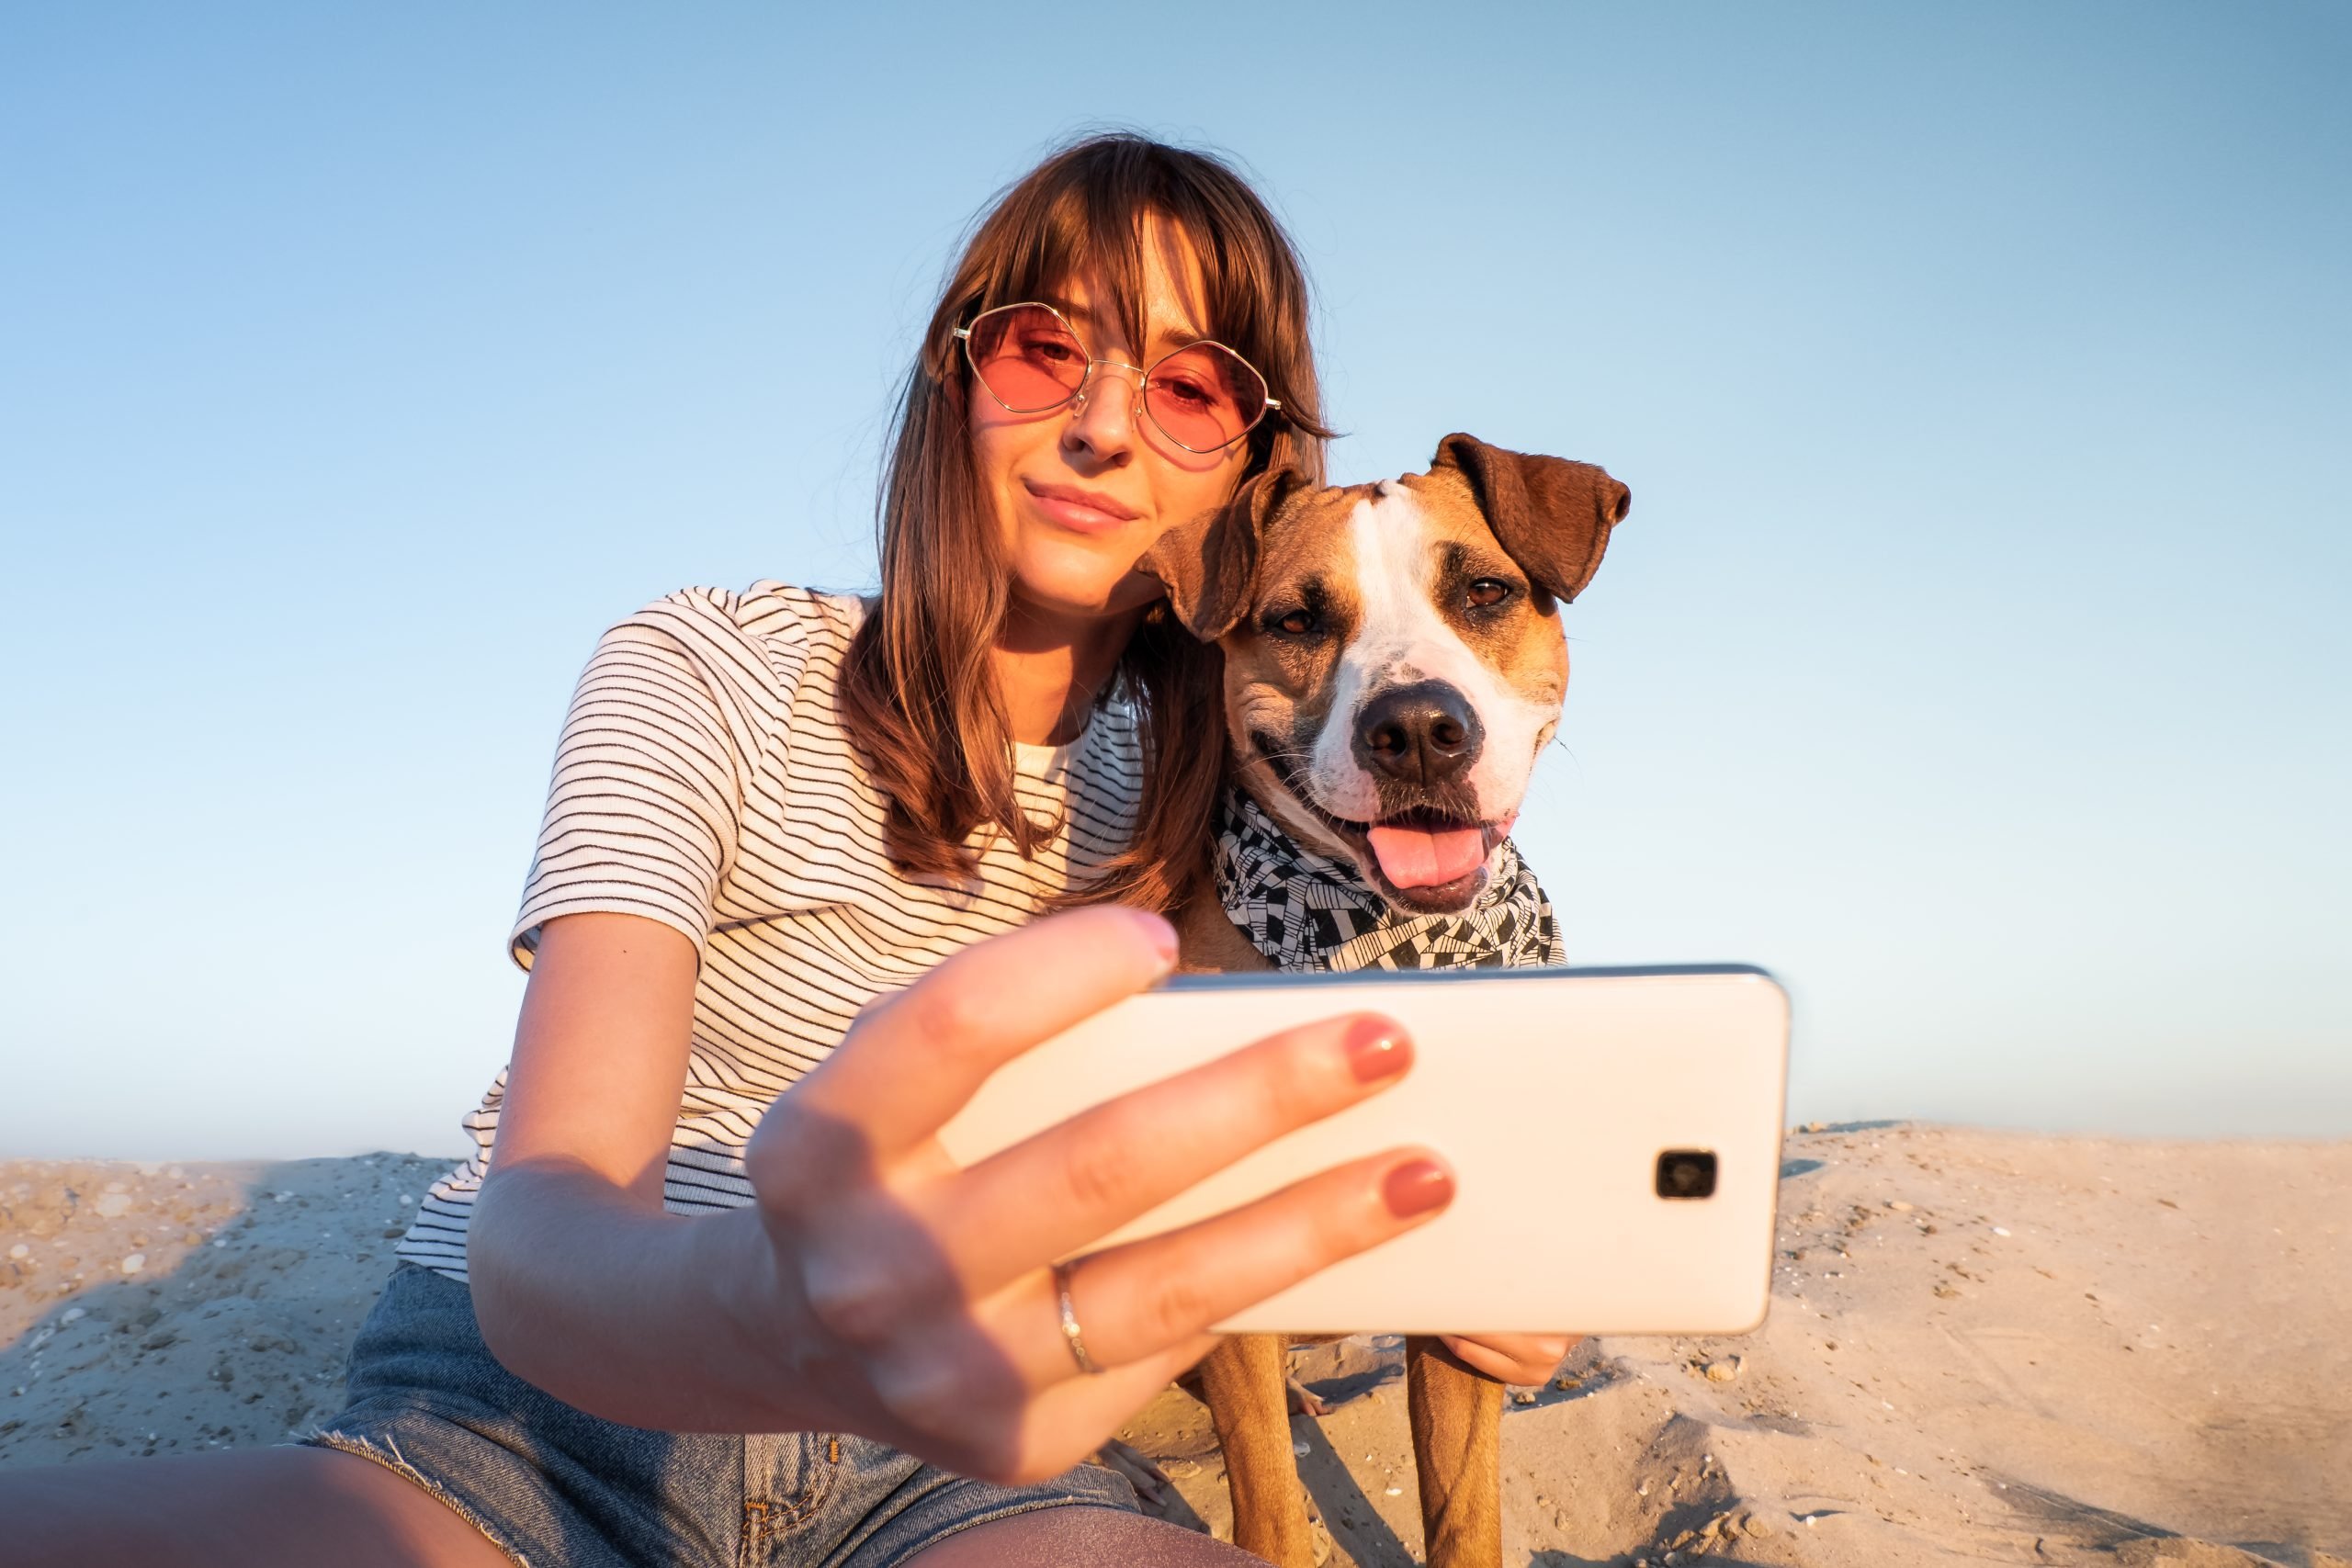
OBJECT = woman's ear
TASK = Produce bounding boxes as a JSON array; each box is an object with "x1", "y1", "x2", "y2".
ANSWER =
[
  {"x1": 1431, "y1": 434, "x2": 1631, "y2": 604},
  {"x1": 1144, "y1": 465, "x2": 1306, "y2": 639}
]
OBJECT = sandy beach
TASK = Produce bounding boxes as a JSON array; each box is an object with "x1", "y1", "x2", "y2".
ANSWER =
[{"x1": 4, "y1": 1124, "x2": 2346, "y2": 1565}]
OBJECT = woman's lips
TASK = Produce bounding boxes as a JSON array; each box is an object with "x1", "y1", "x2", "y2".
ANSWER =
[{"x1": 1023, "y1": 479, "x2": 1139, "y2": 533}]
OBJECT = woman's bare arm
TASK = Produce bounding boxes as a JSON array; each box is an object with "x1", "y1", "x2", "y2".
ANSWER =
[
  {"x1": 465, "y1": 906, "x2": 1457, "y2": 1479},
  {"x1": 464, "y1": 912, "x2": 806, "y2": 1430}
]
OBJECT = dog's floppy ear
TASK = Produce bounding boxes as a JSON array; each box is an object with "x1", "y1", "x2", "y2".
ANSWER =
[
  {"x1": 1431, "y1": 433, "x2": 1631, "y2": 604},
  {"x1": 1143, "y1": 464, "x2": 1308, "y2": 639}
]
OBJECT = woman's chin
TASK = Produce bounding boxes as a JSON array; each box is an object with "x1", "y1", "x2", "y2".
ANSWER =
[{"x1": 1006, "y1": 558, "x2": 1162, "y2": 626}]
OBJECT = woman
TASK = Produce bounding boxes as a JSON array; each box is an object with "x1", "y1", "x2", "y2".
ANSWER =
[{"x1": 7, "y1": 134, "x2": 1564, "y2": 1567}]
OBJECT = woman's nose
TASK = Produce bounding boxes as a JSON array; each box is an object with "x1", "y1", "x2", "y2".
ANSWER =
[{"x1": 1062, "y1": 364, "x2": 1143, "y2": 461}]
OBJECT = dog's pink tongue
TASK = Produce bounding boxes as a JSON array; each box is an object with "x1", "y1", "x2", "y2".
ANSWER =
[{"x1": 1366, "y1": 823, "x2": 1487, "y2": 888}]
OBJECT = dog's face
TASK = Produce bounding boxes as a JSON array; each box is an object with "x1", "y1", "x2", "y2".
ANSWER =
[
  {"x1": 1224, "y1": 468, "x2": 1568, "y2": 913},
  {"x1": 1148, "y1": 434, "x2": 1630, "y2": 914}
]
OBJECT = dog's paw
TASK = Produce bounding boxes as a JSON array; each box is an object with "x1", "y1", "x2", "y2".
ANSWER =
[
  {"x1": 1285, "y1": 1374, "x2": 1330, "y2": 1419},
  {"x1": 1091, "y1": 1437, "x2": 1173, "y2": 1511}
]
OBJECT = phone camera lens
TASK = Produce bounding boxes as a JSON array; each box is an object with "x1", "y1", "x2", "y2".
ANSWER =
[{"x1": 1655, "y1": 1150, "x2": 1718, "y2": 1200}]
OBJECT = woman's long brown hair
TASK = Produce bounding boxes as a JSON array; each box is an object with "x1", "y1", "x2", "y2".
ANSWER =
[{"x1": 838, "y1": 133, "x2": 1329, "y2": 913}]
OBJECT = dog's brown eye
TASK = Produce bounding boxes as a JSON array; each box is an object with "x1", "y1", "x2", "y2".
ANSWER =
[
  {"x1": 1274, "y1": 608, "x2": 1317, "y2": 636},
  {"x1": 1467, "y1": 579, "x2": 1512, "y2": 609}
]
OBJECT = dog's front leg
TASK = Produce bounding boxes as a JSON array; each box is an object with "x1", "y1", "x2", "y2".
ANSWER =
[
  {"x1": 1198, "y1": 1332, "x2": 1317, "y2": 1566},
  {"x1": 1405, "y1": 1335, "x2": 1505, "y2": 1568}
]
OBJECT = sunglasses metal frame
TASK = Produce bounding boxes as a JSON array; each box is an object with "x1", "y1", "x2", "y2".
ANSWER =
[{"x1": 952, "y1": 300, "x2": 1281, "y2": 455}]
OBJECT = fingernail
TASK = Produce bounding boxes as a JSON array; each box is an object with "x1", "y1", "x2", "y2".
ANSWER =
[
  {"x1": 1136, "y1": 913, "x2": 1180, "y2": 974},
  {"x1": 1383, "y1": 1158, "x2": 1454, "y2": 1219},
  {"x1": 1345, "y1": 1016, "x2": 1413, "y2": 1084}
]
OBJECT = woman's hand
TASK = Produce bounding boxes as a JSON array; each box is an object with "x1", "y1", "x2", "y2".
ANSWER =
[
  {"x1": 734, "y1": 905, "x2": 1450, "y2": 1485},
  {"x1": 1436, "y1": 1333, "x2": 1581, "y2": 1387}
]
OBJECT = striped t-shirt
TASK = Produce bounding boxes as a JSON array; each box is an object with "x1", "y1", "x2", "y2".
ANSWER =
[{"x1": 397, "y1": 583, "x2": 1145, "y2": 1283}]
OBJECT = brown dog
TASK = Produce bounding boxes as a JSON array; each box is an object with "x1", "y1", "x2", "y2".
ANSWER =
[{"x1": 1145, "y1": 433, "x2": 1631, "y2": 1568}]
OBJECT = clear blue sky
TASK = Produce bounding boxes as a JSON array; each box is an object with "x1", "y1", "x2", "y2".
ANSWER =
[{"x1": 4, "y1": 3, "x2": 2346, "y2": 1158}]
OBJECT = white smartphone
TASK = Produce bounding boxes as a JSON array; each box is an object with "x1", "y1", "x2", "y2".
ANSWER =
[{"x1": 936, "y1": 964, "x2": 1791, "y2": 1337}]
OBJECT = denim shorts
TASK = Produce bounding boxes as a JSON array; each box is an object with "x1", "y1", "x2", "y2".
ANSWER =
[{"x1": 291, "y1": 1263, "x2": 1139, "y2": 1568}]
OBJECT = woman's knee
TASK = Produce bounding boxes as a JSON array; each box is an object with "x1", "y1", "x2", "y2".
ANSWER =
[
  {"x1": 899, "y1": 1504, "x2": 1264, "y2": 1567},
  {"x1": 0, "y1": 1445, "x2": 514, "y2": 1568}
]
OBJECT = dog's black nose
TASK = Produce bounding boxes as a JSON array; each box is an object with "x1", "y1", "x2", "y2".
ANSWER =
[{"x1": 1354, "y1": 681, "x2": 1484, "y2": 785}]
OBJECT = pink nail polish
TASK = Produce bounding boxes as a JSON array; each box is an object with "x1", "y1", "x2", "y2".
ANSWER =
[
  {"x1": 1138, "y1": 913, "x2": 1180, "y2": 972},
  {"x1": 1345, "y1": 1017, "x2": 1413, "y2": 1084},
  {"x1": 1383, "y1": 1159, "x2": 1453, "y2": 1218}
]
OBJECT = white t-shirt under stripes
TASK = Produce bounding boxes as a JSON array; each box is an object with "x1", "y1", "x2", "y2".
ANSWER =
[{"x1": 396, "y1": 583, "x2": 1145, "y2": 1284}]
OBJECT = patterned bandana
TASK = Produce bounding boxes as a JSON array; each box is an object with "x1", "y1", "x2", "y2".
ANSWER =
[{"x1": 1213, "y1": 787, "x2": 1565, "y2": 972}]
